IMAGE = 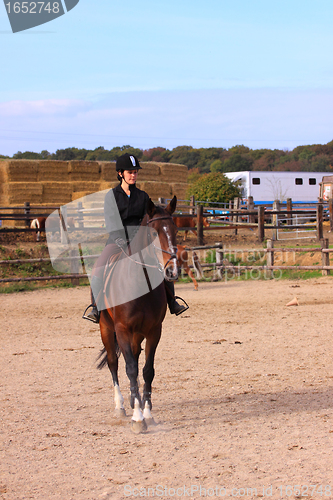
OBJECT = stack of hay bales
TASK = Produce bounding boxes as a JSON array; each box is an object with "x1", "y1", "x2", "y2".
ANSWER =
[{"x1": 0, "y1": 160, "x2": 188, "y2": 221}]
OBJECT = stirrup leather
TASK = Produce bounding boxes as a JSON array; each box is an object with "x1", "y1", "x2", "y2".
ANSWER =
[
  {"x1": 82, "y1": 304, "x2": 99, "y2": 323},
  {"x1": 174, "y1": 296, "x2": 189, "y2": 316}
]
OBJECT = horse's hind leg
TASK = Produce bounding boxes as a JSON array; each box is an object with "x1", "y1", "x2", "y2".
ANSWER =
[
  {"x1": 142, "y1": 326, "x2": 162, "y2": 425},
  {"x1": 99, "y1": 312, "x2": 126, "y2": 418}
]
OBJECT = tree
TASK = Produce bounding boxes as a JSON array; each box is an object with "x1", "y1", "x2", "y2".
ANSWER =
[
  {"x1": 40, "y1": 150, "x2": 51, "y2": 159},
  {"x1": 13, "y1": 151, "x2": 41, "y2": 159},
  {"x1": 52, "y1": 147, "x2": 89, "y2": 161},
  {"x1": 187, "y1": 172, "x2": 241, "y2": 205},
  {"x1": 169, "y1": 146, "x2": 200, "y2": 170},
  {"x1": 220, "y1": 153, "x2": 253, "y2": 172},
  {"x1": 210, "y1": 159, "x2": 223, "y2": 172},
  {"x1": 141, "y1": 147, "x2": 172, "y2": 162}
]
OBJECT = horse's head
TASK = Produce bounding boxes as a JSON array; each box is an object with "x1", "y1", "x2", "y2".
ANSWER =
[{"x1": 146, "y1": 196, "x2": 178, "y2": 281}]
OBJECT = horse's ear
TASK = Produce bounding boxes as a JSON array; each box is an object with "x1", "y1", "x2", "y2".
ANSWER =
[
  {"x1": 166, "y1": 195, "x2": 177, "y2": 215},
  {"x1": 146, "y1": 198, "x2": 156, "y2": 218}
]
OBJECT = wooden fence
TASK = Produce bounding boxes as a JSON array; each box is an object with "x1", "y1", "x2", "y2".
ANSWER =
[
  {"x1": 1, "y1": 198, "x2": 332, "y2": 244},
  {"x1": 1, "y1": 239, "x2": 332, "y2": 285},
  {"x1": 168, "y1": 200, "x2": 331, "y2": 245}
]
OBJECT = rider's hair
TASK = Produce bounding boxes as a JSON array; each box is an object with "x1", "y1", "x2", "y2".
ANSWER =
[{"x1": 117, "y1": 170, "x2": 123, "y2": 183}]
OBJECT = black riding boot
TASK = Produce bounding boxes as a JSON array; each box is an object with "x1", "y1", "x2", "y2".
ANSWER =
[
  {"x1": 82, "y1": 276, "x2": 102, "y2": 323},
  {"x1": 164, "y1": 280, "x2": 189, "y2": 316}
]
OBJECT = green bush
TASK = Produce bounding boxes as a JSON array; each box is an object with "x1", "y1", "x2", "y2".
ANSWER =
[{"x1": 187, "y1": 172, "x2": 241, "y2": 205}]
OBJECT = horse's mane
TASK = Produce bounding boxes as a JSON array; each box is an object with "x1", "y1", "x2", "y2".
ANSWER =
[{"x1": 141, "y1": 204, "x2": 167, "y2": 227}]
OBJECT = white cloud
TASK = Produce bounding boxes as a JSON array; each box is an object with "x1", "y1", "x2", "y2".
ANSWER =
[{"x1": 0, "y1": 89, "x2": 332, "y2": 155}]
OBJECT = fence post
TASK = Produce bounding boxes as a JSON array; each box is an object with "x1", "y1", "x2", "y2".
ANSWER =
[
  {"x1": 60, "y1": 205, "x2": 67, "y2": 244},
  {"x1": 247, "y1": 196, "x2": 254, "y2": 223},
  {"x1": 286, "y1": 198, "x2": 292, "y2": 226},
  {"x1": 216, "y1": 242, "x2": 224, "y2": 280},
  {"x1": 77, "y1": 201, "x2": 84, "y2": 229},
  {"x1": 258, "y1": 206, "x2": 265, "y2": 243},
  {"x1": 321, "y1": 238, "x2": 330, "y2": 276},
  {"x1": 272, "y1": 200, "x2": 280, "y2": 241},
  {"x1": 196, "y1": 205, "x2": 204, "y2": 245},
  {"x1": 266, "y1": 239, "x2": 274, "y2": 278},
  {"x1": 329, "y1": 198, "x2": 333, "y2": 233},
  {"x1": 233, "y1": 197, "x2": 240, "y2": 235},
  {"x1": 70, "y1": 249, "x2": 80, "y2": 285},
  {"x1": 158, "y1": 197, "x2": 166, "y2": 206},
  {"x1": 317, "y1": 204, "x2": 323, "y2": 241},
  {"x1": 190, "y1": 195, "x2": 195, "y2": 215},
  {"x1": 24, "y1": 202, "x2": 30, "y2": 227}
]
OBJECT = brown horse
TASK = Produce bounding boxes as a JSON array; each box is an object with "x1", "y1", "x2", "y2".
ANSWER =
[
  {"x1": 176, "y1": 244, "x2": 203, "y2": 290},
  {"x1": 31, "y1": 216, "x2": 75, "y2": 242},
  {"x1": 173, "y1": 215, "x2": 210, "y2": 241},
  {"x1": 97, "y1": 196, "x2": 179, "y2": 433}
]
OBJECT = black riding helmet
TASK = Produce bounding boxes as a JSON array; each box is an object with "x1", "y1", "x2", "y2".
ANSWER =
[{"x1": 116, "y1": 153, "x2": 142, "y2": 172}]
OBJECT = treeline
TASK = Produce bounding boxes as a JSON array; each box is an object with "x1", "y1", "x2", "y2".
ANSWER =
[{"x1": 3, "y1": 141, "x2": 333, "y2": 173}]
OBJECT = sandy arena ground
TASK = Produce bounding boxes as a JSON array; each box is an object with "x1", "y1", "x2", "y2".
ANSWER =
[{"x1": 1, "y1": 274, "x2": 333, "y2": 500}]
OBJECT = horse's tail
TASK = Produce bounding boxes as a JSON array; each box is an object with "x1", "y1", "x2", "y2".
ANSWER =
[
  {"x1": 96, "y1": 332, "x2": 121, "y2": 370},
  {"x1": 192, "y1": 251, "x2": 203, "y2": 279}
]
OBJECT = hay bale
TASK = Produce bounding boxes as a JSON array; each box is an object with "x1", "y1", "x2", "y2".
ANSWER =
[
  {"x1": 138, "y1": 181, "x2": 172, "y2": 199},
  {"x1": 100, "y1": 181, "x2": 117, "y2": 191},
  {"x1": 138, "y1": 162, "x2": 161, "y2": 181},
  {"x1": 42, "y1": 182, "x2": 72, "y2": 204},
  {"x1": 5, "y1": 182, "x2": 43, "y2": 204},
  {"x1": 4, "y1": 160, "x2": 39, "y2": 182},
  {"x1": 71, "y1": 181, "x2": 100, "y2": 193},
  {"x1": 170, "y1": 183, "x2": 188, "y2": 200},
  {"x1": 159, "y1": 163, "x2": 188, "y2": 183},
  {"x1": 99, "y1": 162, "x2": 117, "y2": 182},
  {"x1": 0, "y1": 163, "x2": 6, "y2": 204},
  {"x1": 68, "y1": 161, "x2": 100, "y2": 181},
  {"x1": 37, "y1": 161, "x2": 69, "y2": 181},
  {"x1": 72, "y1": 191, "x2": 91, "y2": 201},
  {"x1": 0, "y1": 162, "x2": 7, "y2": 184}
]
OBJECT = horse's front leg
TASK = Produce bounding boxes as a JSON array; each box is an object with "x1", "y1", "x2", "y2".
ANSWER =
[
  {"x1": 142, "y1": 326, "x2": 162, "y2": 425},
  {"x1": 118, "y1": 330, "x2": 147, "y2": 433}
]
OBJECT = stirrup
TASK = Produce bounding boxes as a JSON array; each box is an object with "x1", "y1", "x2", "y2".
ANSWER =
[
  {"x1": 174, "y1": 296, "x2": 189, "y2": 316},
  {"x1": 82, "y1": 304, "x2": 100, "y2": 323}
]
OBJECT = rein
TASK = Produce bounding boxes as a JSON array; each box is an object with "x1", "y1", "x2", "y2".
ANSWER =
[{"x1": 119, "y1": 214, "x2": 177, "y2": 271}]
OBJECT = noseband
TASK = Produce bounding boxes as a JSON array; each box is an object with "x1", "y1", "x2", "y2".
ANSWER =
[{"x1": 147, "y1": 215, "x2": 178, "y2": 268}]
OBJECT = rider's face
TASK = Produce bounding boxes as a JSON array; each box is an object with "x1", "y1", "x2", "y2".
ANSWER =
[{"x1": 122, "y1": 169, "x2": 138, "y2": 184}]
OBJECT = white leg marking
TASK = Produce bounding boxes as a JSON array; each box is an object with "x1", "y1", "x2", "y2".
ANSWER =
[
  {"x1": 132, "y1": 398, "x2": 144, "y2": 422},
  {"x1": 143, "y1": 401, "x2": 153, "y2": 420},
  {"x1": 114, "y1": 384, "x2": 124, "y2": 410}
]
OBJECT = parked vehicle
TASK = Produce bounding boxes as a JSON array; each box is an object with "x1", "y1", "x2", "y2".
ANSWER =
[
  {"x1": 224, "y1": 171, "x2": 328, "y2": 204},
  {"x1": 319, "y1": 175, "x2": 333, "y2": 201}
]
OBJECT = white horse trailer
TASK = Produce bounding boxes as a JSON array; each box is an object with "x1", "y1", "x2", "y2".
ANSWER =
[{"x1": 225, "y1": 171, "x2": 327, "y2": 205}]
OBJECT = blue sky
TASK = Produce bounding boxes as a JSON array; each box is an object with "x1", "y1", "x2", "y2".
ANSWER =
[{"x1": 1, "y1": 0, "x2": 333, "y2": 155}]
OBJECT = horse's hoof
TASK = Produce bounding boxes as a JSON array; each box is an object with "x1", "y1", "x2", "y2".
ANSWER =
[
  {"x1": 114, "y1": 408, "x2": 126, "y2": 419},
  {"x1": 131, "y1": 419, "x2": 147, "y2": 434},
  {"x1": 145, "y1": 417, "x2": 156, "y2": 427}
]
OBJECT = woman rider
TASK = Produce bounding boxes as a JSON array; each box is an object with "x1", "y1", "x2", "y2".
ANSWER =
[{"x1": 83, "y1": 153, "x2": 188, "y2": 323}]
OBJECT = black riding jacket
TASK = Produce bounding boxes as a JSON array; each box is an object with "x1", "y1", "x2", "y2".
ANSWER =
[{"x1": 104, "y1": 183, "x2": 150, "y2": 244}]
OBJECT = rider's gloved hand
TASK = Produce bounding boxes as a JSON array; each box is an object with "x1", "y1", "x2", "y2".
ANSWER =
[{"x1": 115, "y1": 237, "x2": 127, "y2": 249}]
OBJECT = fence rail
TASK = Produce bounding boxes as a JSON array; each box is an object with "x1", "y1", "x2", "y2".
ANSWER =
[
  {"x1": 1, "y1": 197, "x2": 332, "y2": 244},
  {"x1": 1, "y1": 239, "x2": 332, "y2": 285}
]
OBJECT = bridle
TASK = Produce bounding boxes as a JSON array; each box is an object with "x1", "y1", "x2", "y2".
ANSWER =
[
  {"x1": 118, "y1": 214, "x2": 178, "y2": 273},
  {"x1": 147, "y1": 215, "x2": 178, "y2": 269}
]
